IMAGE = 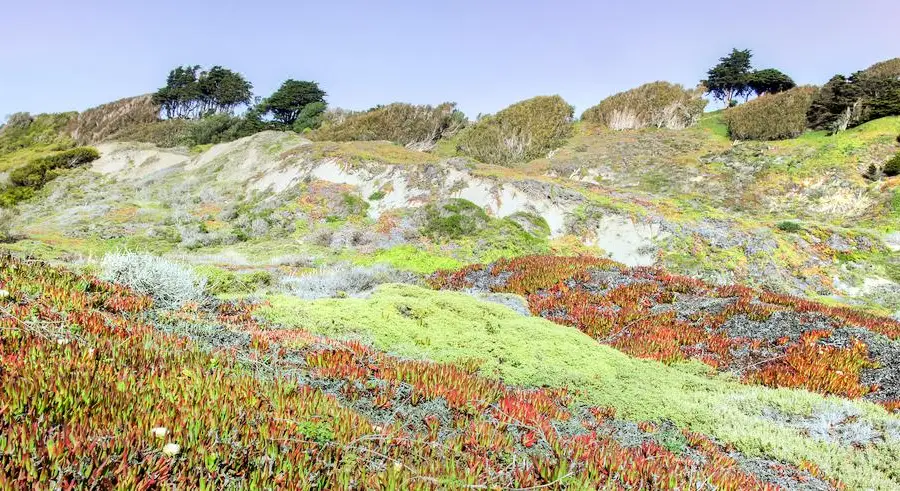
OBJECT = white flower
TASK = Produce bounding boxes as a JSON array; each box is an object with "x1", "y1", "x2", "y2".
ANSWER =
[
  {"x1": 56, "y1": 338, "x2": 69, "y2": 346},
  {"x1": 392, "y1": 461, "x2": 403, "y2": 472},
  {"x1": 0, "y1": 289, "x2": 9, "y2": 298},
  {"x1": 162, "y1": 442, "x2": 181, "y2": 457},
  {"x1": 151, "y1": 427, "x2": 168, "y2": 438}
]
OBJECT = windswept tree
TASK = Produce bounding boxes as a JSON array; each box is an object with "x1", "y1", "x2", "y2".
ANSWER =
[
  {"x1": 807, "y1": 58, "x2": 900, "y2": 132},
  {"x1": 197, "y1": 66, "x2": 253, "y2": 115},
  {"x1": 153, "y1": 65, "x2": 253, "y2": 119},
  {"x1": 153, "y1": 65, "x2": 203, "y2": 119},
  {"x1": 748, "y1": 68, "x2": 796, "y2": 96},
  {"x1": 702, "y1": 49, "x2": 753, "y2": 106},
  {"x1": 259, "y1": 80, "x2": 327, "y2": 127}
]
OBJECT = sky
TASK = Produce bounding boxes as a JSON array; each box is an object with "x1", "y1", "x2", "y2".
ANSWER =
[{"x1": 1, "y1": 0, "x2": 899, "y2": 120}]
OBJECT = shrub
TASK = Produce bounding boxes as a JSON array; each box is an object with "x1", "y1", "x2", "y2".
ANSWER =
[
  {"x1": 100, "y1": 252, "x2": 207, "y2": 308},
  {"x1": 423, "y1": 199, "x2": 489, "y2": 239},
  {"x1": 724, "y1": 86, "x2": 818, "y2": 140},
  {"x1": 776, "y1": 221, "x2": 803, "y2": 233},
  {"x1": 0, "y1": 208, "x2": 13, "y2": 242},
  {"x1": 280, "y1": 263, "x2": 412, "y2": 300},
  {"x1": 67, "y1": 94, "x2": 160, "y2": 144},
  {"x1": 581, "y1": 82, "x2": 706, "y2": 130},
  {"x1": 457, "y1": 95, "x2": 573, "y2": 166},
  {"x1": 312, "y1": 102, "x2": 465, "y2": 150},
  {"x1": 9, "y1": 147, "x2": 100, "y2": 187},
  {"x1": 885, "y1": 153, "x2": 900, "y2": 177},
  {"x1": 110, "y1": 119, "x2": 194, "y2": 147}
]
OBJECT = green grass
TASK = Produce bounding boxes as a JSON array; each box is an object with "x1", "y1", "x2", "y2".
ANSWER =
[
  {"x1": 351, "y1": 245, "x2": 462, "y2": 274},
  {"x1": 261, "y1": 284, "x2": 900, "y2": 490}
]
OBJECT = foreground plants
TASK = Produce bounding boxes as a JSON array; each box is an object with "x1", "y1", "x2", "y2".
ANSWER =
[{"x1": 0, "y1": 254, "x2": 850, "y2": 489}]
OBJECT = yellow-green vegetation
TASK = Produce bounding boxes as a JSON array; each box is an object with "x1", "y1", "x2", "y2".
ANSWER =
[
  {"x1": 724, "y1": 86, "x2": 819, "y2": 140},
  {"x1": 312, "y1": 102, "x2": 465, "y2": 148},
  {"x1": 351, "y1": 245, "x2": 462, "y2": 274},
  {"x1": 581, "y1": 81, "x2": 707, "y2": 130},
  {"x1": 261, "y1": 284, "x2": 900, "y2": 489},
  {"x1": 457, "y1": 95, "x2": 574, "y2": 166},
  {"x1": 304, "y1": 140, "x2": 440, "y2": 165},
  {"x1": 0, "y1": 112, "x2": 76, "y2": 172}
]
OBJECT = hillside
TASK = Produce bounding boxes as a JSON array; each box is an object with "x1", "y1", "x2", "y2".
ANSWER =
[
  {"x1": 2, "y1": 90, "x2": 900, "y2": 488},
  {"x1": 4, "y1": 112, "x2": 899, "y2": 314}
]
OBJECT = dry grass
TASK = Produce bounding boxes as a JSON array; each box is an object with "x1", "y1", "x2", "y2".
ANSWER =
[{"x1": 67, "y1": 94, "x2": 160, "y2": 144}]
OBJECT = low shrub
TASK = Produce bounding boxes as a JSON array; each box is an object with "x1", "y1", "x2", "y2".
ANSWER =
[
  {"x1": 776, "y1": 221, "x2": 803, "y2": 233},
  {"x1": 457, "y1": 95, "x2": 573, "y2": 166},
  {"x1": 0, "y1": 208, "x2": 13, "y2": 242},
  {"x1": 280, "y1": 263, "x2": 413, "y2": 300},
  {"x1": 422, "y1": 199, "x2": 489, "y2": 239},
  {"x1": 885, "y1": 152, "x2": 900, "y2": 177},
  {"x1": 110, "y1": 119, "x2": 194, "y2": 147},
  {"x1": 9, "y1": 147, "x2": 100, "y2": 187},
  {"x1": 100, "y1": 252, "x2": 207, "y2": 308},
  {"x1": 724, "y1": 86, "x2": 818, "y2": 140},
  {"x1": 199, "y1": 266, "x2": 273, "y2": 295},
  {"x1": 67, "y1": 94, "x2": 160, "y2": 144},
  {"x1": 581, "y1": 82, "x2": 706, "y2": 130},
  {"x1": 312, "y1": 102, "x2": 465, "y2": 150}
]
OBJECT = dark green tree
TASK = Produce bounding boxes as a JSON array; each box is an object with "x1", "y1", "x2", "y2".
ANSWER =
[
  {"x1": 702, "y1": 49, "x2": 753, "y2": 106},
  {"x1": 152, "y1": 65, "x2": 202, "y2": 119},
  {"x1": 806, "y1": 75, "x2": 861, "y2": 130},
  {"x1": 198, "y1": 66, "x2": 253, "y2": 115},
  {"x1": 259, "y1": 80, "x2": 327, "y2": 126},
  {"x1": 748, "y1": 69, "x2": 796, "y2": 96},
  {"x1": 153, "y1": 65, "x2": 254, "y2": 119}
]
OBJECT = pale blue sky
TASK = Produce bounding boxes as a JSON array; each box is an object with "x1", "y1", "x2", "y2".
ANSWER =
[{"x1": 2, "y1": 0, "x2": 898, "y2": 119}]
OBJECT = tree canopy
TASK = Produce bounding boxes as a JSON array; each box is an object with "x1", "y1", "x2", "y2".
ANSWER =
[
  {"x1": 702, "y1": 49, "x2": 753, "y2": 106},
  {"x1": 747, "y1": 69, "x2": 796, "y2": 96},
  {"x1": 152, "y1": 65, "x2": 253, "y2": 119},
  {"x1": 259, "y1": 80, "x2": 327, "y2": 127}
]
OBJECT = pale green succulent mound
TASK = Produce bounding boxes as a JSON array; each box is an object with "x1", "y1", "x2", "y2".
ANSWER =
[{"x1": 262, "y1": 284, "x2": 900, "y2": 490}]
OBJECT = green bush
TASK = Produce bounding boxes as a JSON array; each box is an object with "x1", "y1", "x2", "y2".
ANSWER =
[
  {"x1": 724, "y1": 86, "x2": 818, "y2": 140},
  {"x1": 110, "y1": 113, "x2": 265, "y2": 148},
  {"x1": 312, "y1": 102, "x2": 465, "y2": 149},
  {"x1": 423, "y1": 199, "x2": 489, "y2": 239},
  {"x1": 10, "y1": 147, "x2": 100, "y2": 187},
  {"x1": 581, "y1": 82, "x2": 706, "y2": 130},
  {"x1": 885, "y1": 153, "x2": 900, "y2": 177},
  {"x1": 457, "y1": 95, "x2": 573, "y2": 166},
  {"x1": 807, "y1": 58, "x2": 900, "y2": 133},
  {"x1": 776, "y1": 221, "x2": 803, "y2": 233}
]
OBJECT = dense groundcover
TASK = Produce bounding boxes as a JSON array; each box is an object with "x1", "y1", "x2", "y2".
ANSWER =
[
  {"x1": 0, "y1": 254, "x2": 850, "y2": 489},
  {"x1": 431, "y1": 255, "x2": 900, "y2": 411}
]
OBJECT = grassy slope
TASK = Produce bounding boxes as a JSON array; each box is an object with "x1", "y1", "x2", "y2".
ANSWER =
[
  {"x1": 0, "y1": 113, "x2": 77, "y2": 172},
  {"x1": 261, "y1": 284, "x2": 900, "y2": 489}
]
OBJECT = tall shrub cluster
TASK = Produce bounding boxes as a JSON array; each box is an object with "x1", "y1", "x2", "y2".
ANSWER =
[
  {"x1": 312, "y1": 102, "x2": 466, "y2": 149},
  {"x1": 457, "y1": 95, "x2": 574, "y2": 166},
  {"x1": 807, "y1": 58, "x2": 900, "y2": 133},
  {"x1": 581, "y1": 82, "x2": 707, "y2": 130},
  {"x1": 724, "y1": 86, "x2": 818, "y2": 140}
]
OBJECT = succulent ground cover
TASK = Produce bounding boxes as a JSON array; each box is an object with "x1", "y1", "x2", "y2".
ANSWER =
[
  {"x1": 0, "y1": 254, "x2": 850, "y2": 489},
  {"x1": 429, "y1": 256, "x2": 900, "y2": 411}
]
